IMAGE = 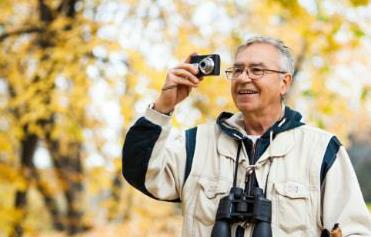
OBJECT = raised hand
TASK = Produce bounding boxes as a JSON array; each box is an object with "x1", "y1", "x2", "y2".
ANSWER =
[{"x1": 153, "y1": 53, "x2": 200, "y2": 114}]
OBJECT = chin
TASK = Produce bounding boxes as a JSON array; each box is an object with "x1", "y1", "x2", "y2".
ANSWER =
[{"x1": 237, "y1": 103, "x2": 259, "y2": 114}]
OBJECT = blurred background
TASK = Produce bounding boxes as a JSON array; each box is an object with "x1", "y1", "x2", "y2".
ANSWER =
[{"x1": 0, "y1": 0, "x2": 370, "y2": 236}]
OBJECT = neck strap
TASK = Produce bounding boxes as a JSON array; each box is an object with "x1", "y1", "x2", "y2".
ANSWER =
[{"x1": 232, "y1": 141, "x2": 242, "y2": 188}]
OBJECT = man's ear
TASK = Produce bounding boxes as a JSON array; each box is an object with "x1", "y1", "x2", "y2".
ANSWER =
[{"x1": 280, "y1": 73, "x2": 293, "y2": 97}]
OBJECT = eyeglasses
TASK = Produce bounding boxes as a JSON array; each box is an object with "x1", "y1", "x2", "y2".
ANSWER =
[{"x1": 225, "y1": 66, "x2": 287, "y2": 80}]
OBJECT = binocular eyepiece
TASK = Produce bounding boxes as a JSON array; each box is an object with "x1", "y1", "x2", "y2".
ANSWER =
[{"x1": 211, "y1": 187, "x2": 272, "y2": 237}]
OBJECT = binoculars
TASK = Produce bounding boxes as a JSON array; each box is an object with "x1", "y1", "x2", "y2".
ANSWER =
[{"x1": 211, "y1": 186, "x2": 272, "y2": 237}]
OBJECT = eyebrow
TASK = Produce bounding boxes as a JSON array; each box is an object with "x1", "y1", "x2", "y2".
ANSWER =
[{"x1": 233, "y1": 62, "x2": 266, "y2": 67}]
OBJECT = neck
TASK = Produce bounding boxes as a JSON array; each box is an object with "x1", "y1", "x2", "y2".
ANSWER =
[{"x1": 243, "y1": 104, "x2": 283, "y2": 135}]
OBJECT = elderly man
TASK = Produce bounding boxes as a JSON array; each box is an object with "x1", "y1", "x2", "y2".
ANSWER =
[{"x1": 122, "y1": 36, "x2": 371, "y2": 237}]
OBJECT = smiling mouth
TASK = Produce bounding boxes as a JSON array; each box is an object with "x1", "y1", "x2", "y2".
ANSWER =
[{"x1": 238, "y1": 89, "x2": 259, "y2": 95}]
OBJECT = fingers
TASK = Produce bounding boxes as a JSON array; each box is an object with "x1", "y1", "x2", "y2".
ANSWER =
[
  {"x1": 171, "y1": 67, "x2": 199, "y2": 84},
  {"x1": 176, "y1": 62, "x2": 199, "y2": 76},
  {"x1": 166, "y1": 73, "x2": 199, "y2": 88},
  {"x1": 183, "y1": 53, "x2": 199, "y2": 77},
  {"x1": 162, "y1": 53, "x2": 201, "y2": 91}
]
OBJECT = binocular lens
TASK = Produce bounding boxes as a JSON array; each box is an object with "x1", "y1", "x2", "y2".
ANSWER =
[{"x1": 211, "y1": 220, "x2": 231, "y2": 237}]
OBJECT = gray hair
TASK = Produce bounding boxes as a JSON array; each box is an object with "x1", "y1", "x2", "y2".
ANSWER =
[{"x1": 235, "y1": 36, "x2": 295, "y2": 75}]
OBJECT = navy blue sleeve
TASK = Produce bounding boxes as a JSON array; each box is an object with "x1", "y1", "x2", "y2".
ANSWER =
[
  {"x1": 320, "y1": 136, "x2": 341, "y2": 185},
  {"x1": 122, "y1": 117, "x2": 180, "y2": 202},
  {"x1": 122, "y1": 117, "x2": 160, "y2": 199}
]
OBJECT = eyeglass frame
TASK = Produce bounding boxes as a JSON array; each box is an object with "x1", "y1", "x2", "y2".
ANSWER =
[{"x1": 224, "y1": 65, "x2": 288, "y2": 80}]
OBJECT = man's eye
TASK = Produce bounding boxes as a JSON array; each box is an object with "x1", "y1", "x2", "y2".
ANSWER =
[
  {"x1": 233, "y1": 67, "x2": 244, "y2": 74},
  {"x1": 250, "y1": 67, "x2": 264, "y2": 75}
]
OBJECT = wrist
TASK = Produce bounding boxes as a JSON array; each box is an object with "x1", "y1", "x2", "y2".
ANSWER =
[{"x1": 150, "y1": 102, "x2": 174, "y2": 116}]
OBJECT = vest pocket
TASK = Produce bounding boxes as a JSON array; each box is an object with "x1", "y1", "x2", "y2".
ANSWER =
[
  {"x1": 194, "y1": 178, "x2": 230, "y2": 226},
  {"x1": 274, "y1": 181, "x2": 309, "y2": 234}
]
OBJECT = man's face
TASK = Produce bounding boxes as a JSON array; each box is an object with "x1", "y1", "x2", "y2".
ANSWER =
[{"x1": 231, "y1": 43, "x2": 292, "y2": 115}]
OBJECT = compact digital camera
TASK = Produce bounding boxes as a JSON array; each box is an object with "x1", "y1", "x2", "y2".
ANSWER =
[{"x1": 190, "y1": 54, "x2": 221, "y2": 77}]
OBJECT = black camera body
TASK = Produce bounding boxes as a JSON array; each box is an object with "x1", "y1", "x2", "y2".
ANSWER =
[
  {"x1": 211, "y1": 187, "x2": 272, "y2": 237},
  {"x1": 190, "y1": 54, "x2": 221, "y2": 77}
]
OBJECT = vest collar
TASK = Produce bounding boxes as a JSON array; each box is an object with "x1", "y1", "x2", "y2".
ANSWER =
[
  {"x1": 216, "y1": 105, "x2": 304, "y2": 162},
  {"x1": 217, "y1": 128, "x2": 296, "y2": 163}
]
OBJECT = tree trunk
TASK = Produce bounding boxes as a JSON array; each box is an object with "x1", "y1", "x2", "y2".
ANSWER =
[
  {"x1": 46, "y1": 139, "x2": 88, "y2": 235},
  {"x1": 10, "y1": 131, "x2": 38, "y2": 237},
  {"x1": 33, "y1": 167, "x2": 65, "y2": 230},
  {"x1": 107, "y1": 170, "x2": 123, "y2": 221},
  {"x1": 10, "y1": 126, "x2": 65, "y2": 235},
  {"x1": 63, "y1": 144, "x2": 86, "y2": 235}
]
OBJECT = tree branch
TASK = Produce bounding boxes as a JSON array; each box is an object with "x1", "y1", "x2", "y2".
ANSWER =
[
  {"x1": 293, "y1": 40, "x2": 308, "y2": 79},
  {"x1": 0, "y1": 27, "x2": 44, "y2": 42}
]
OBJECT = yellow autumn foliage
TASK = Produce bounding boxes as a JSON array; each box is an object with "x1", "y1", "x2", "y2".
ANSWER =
[{"x1": 0, "y1": 0, "x2": 371, "y2": 236}]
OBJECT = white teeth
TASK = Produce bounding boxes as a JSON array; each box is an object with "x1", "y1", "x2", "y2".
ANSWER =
[{"x1": 239, "y1": 89, "x2": 257, "y2": 94}]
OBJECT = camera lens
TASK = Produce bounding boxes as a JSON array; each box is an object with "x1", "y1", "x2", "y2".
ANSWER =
[{"x1": 199, "y1": 57, "x2": 214, "y2": 75}]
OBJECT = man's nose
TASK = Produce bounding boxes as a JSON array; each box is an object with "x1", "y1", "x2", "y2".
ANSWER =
[{"x1": 238, "y1": 70, "x2": 253, "y2": 82}]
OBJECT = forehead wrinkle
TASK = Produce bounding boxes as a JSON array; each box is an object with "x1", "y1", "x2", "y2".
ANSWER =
[{"x1": 233, "y1": 62, "x2": 267, "y2": 68}]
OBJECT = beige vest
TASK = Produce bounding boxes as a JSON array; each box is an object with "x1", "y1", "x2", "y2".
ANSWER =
[
  {"x1": 181, "y1": 122, "x2": 355, "y2": 237},
  {"x1": 143, "y1": 108, "x2": 371, "y2": 237}
]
